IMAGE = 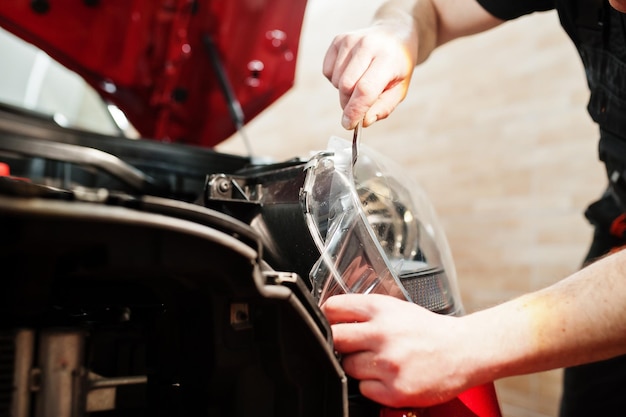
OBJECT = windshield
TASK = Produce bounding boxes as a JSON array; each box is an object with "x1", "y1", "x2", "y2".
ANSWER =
[{"x1": 0, "y1": 27, "x2": 136, "y2": 137}]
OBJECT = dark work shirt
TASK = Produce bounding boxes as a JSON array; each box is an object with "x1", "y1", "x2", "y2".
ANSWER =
[{"x1": 475, "y1": 0, "x2": 555, "y2": 20}]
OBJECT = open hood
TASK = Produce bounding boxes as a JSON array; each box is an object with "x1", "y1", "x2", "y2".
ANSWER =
[{"x1": 0, "y1": 0, "x2": 308, "y2": 147}]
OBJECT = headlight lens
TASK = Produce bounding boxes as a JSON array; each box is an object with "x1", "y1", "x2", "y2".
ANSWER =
[{"x1": 303, "y1": 137, "x2": 463, "y2": 315}]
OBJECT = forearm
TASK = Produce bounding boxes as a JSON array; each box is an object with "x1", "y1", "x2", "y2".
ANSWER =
[
  {"x1": 372, "y1": 0, "x2": 435, "y2": 65},
  {"x1": 372, "y1": 0, "x2": 504, "y2": 65},
  {"x1": 465, "y1": 250, "x2": 626, "y2": 386}
]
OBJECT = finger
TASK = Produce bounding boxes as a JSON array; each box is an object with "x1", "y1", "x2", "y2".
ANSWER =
[
  {"x1": 340, "y1": 351, "x2": 382, "y2": 380},
  {"x1": 321, "y1": 294, "x2": 377, "y2": 324},
  {"x1": 337, "y1": 52, "x2": 376, "y2": 114},
  {"x1": 322, "y1": 39, "x2": 363, "y2": 117},
  {"x1": 363, "y1": 79, "x2": 409, "y2": 126},
  {"x1": 341, "y1": 76, "x2": 384, "y2": 129},
  {"x1": 359, "y1": 379, "x2": 398, "y2": 407},
  {"x1": 322, "y1": 38, "x2": 342, "y2": 84},
  {"x1": 342, "y1": 64, "x2": 396, "y2": 129},
  {"x1": 361, "y1": 53, "x2": 411, "y2": 126},
  {"x1": 323, "y1": 34, "x2": 363, "y2": 89},
  {"x1": 360, "y1": 379, "x2": 455, "y2": 408},
  {"x1": 330, "y1": 322, "x2": 377, "y2": 353}
]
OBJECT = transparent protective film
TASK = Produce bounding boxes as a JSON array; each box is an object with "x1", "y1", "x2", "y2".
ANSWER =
[{"x1": 303, "y1": 137, "x2": 463, "y2": 315}]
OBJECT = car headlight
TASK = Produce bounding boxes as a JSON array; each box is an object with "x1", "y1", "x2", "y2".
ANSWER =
[{"x1": 302, "y1": 137, "x2": 463, "y2": 315}]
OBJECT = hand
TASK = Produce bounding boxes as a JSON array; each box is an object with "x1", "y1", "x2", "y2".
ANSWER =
[
  {"x1": 322, "y1": 24, "x2": 417, "y2": 130},
  {"x1": 321, "y1": 293, "x2": 474, "y2": 407}
]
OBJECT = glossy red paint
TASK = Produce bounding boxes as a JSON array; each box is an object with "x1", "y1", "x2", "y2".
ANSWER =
[
  {"x1": 0, "y1": 0, "x2": 307, "y2": 147},
  {"x1": 380, "y1": 383, "x2": 502, "y2": 417}
]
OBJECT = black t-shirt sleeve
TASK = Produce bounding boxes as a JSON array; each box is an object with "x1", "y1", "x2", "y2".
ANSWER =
[{"x1": 476, "y1": 0, "x2": 555, "y2": 20}]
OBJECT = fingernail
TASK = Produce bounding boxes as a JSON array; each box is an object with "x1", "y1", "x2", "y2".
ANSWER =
[{"x1": 341, "y1": 115, "x2": 352, "y2": 130}]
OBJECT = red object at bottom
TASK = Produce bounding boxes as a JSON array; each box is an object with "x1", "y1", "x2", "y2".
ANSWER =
[
  {"x1": 0, "y1": 163, "x2": 9, "y2": 176},
  {"x1": 379, "y1": 382, "x2": 502, "y2": 417}
]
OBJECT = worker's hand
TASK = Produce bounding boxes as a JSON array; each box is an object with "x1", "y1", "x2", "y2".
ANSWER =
[
  {"x1": 321, "y1": 294, "x2": 474, "y2": 407},
  {"x1": 322, "y1": 25, "x2": 417, "y2": 130}
]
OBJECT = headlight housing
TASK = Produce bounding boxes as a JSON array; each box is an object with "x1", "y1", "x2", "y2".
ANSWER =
[{"x1": 303, "y1": 137, "x2": 463, "y2": 315}]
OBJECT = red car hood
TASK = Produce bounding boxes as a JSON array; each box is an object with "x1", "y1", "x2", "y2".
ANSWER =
[{"x1": 0, "y1": 0, "x2": 308, "y2": 147}]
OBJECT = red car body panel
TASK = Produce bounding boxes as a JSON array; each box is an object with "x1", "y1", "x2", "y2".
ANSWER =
[
  {"x1": 0, "y1": 0, "x2": 307, "y2": 147},
  {"x1": 381, "y1": 384, "x2": 503, "y2": 417}
]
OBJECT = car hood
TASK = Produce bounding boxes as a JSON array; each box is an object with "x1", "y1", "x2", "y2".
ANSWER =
[{"x1": 0, "y1": 0, "x2": 308, "y2": 147}]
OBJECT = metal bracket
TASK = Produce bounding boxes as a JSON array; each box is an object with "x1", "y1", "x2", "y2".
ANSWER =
[{"x1": 206, "y1": 173, "x2": 263, "y2": 203}]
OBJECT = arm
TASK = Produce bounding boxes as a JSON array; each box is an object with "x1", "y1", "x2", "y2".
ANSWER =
[
  {"x1": 322, "y1": 0, "x2": 503, "y2": 130},
  {"x1": 321, "y1": 249, "x2": 626, "y2": 408}
]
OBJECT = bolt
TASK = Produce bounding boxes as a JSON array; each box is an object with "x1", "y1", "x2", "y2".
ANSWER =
[{"x1": 218, "y1": 179, "x2": 231, "y2": 193}]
